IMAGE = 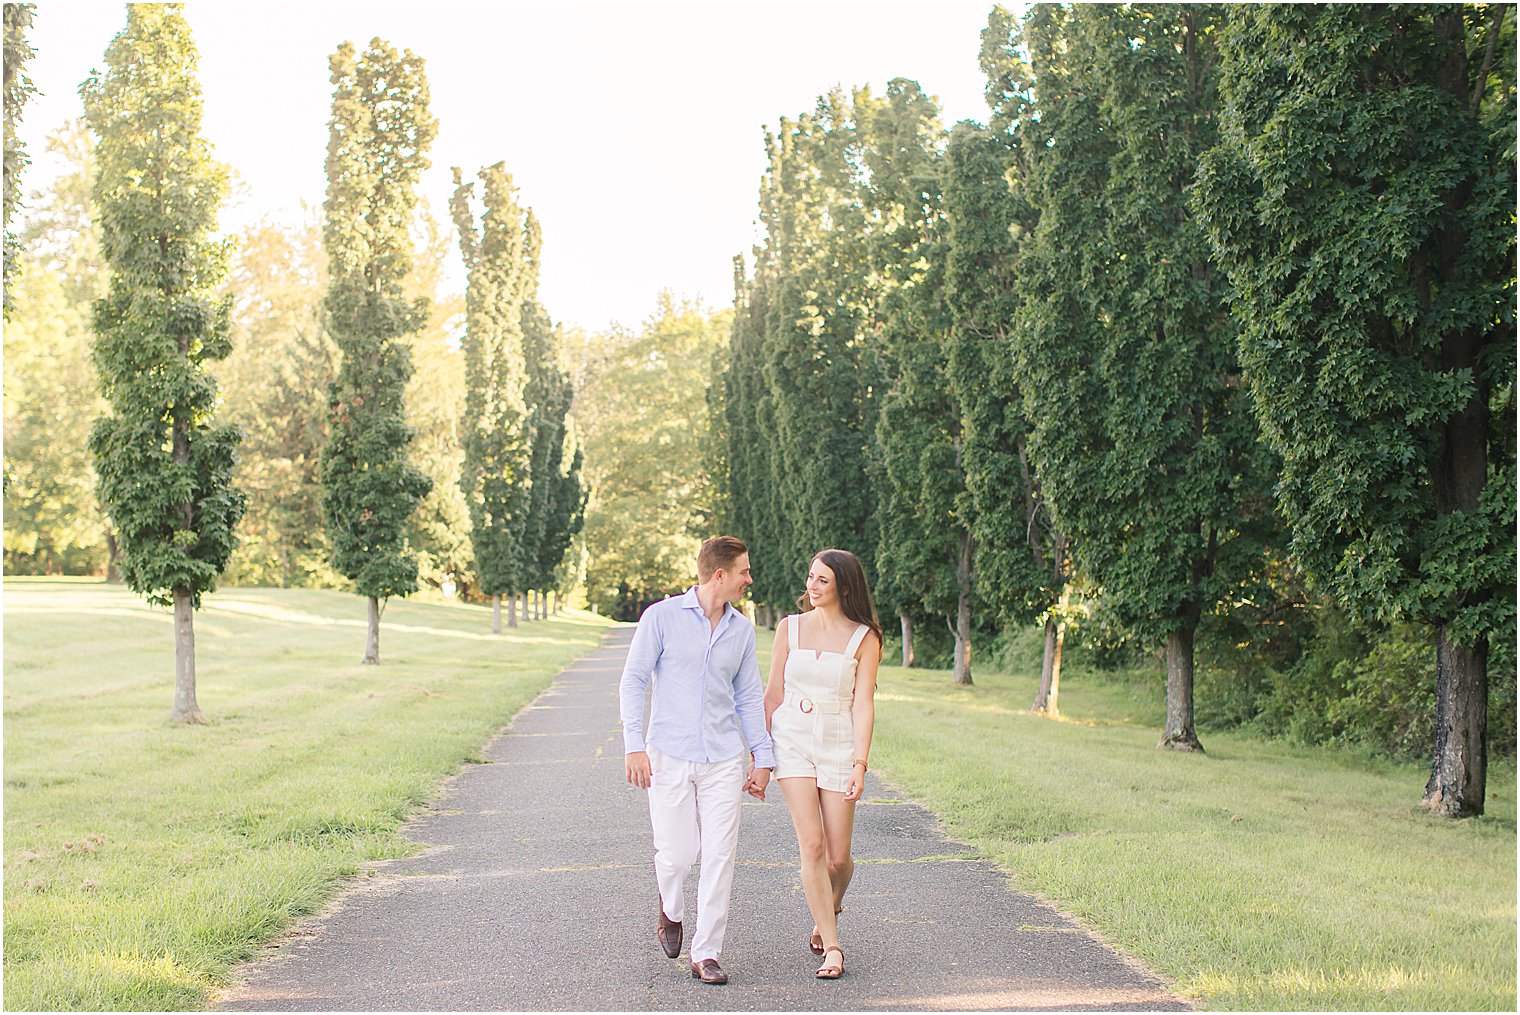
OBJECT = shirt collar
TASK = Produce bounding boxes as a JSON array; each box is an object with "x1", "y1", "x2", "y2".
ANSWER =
[{"x1": 679, "y1": 585, "x2": 739, "y2": 620}]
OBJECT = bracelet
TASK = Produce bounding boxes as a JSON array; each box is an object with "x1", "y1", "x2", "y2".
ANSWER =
[{"x1": 853, "y1": 758, "x2": 868, "y2": 771}]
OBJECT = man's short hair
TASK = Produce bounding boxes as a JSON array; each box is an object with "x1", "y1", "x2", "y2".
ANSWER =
[{"x1": 697, "y1": 536, "x2": 748, "y2": 582}]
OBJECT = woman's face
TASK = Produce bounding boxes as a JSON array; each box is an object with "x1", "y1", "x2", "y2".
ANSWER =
[{"x1": 805, "y1": 559, "x2": 839, "y2": 609}]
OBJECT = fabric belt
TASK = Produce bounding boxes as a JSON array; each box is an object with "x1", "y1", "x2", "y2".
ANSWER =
[{"x1": 784, "y1": 691, "x2": 849, "y2": 714}]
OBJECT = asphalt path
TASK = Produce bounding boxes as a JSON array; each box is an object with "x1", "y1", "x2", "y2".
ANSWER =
[{"x1": 217, "y1": 626, "x2": 1190, "y2": 1012}]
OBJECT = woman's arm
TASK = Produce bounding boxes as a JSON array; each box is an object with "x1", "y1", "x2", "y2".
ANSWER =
[
  {"x1": 763, "y1": 617, "x2": 789, "y2": 730},
  {"x1": 844, "y1": 632, "x2": 882, "y2": 801}
]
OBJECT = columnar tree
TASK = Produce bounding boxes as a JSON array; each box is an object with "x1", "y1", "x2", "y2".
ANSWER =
[
  {"x1": 3, "y1": 1, "x2": 37, "y2": 318},
  {"x1": 1014, "y1": 4, "x2": 1272, "y2": 750},
  {"x1": 740, "y1": 90, "x2": 884, "y2": 611},
  {"x1": 521, "y1": 213, "x2": 586, "y2": 614},
  {"x1": 321, "y1": 38, "x2": 435, "y2": 663},
  {"x1": 943, "y1": 112, "x2": 1066, "y2": 707},
  {"x1": 82, "y1": 4, "x2": 246, "y2": 722},
  {"x1": 719, "y1": 259, "x2": 786, "y2": 619},
  {"x1": 450, "y1": 162, "x2": 532, "y2": 632},
  {"x1": 942, "y1": 8, "x2": 1072, "y2": 709},
  {"x1": 866, "y1": 79, "x2": 983, "y2": 684},
  {"x1": 1196, "y1": 4, "x2": 1516, "y2": 815}
]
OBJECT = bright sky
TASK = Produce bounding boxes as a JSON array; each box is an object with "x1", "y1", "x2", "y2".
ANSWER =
[{"x1": 18, "y1": 1, "x2": 1005, "y2": 333}]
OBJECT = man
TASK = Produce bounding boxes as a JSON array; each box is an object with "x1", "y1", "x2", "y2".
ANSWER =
[{"x1": 620, "y1": 536, "x2": 774, "y2": 986}]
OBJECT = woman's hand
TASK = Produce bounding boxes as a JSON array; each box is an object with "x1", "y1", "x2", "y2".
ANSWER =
[{"x1": 843, "y1": 763, "x2": 866, "y2": 801}]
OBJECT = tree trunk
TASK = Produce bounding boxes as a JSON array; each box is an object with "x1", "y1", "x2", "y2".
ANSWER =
[
  {"x1": 169, "y1": 587, "x2": 205, "y2": 724},
  {"x1": 508, "y1": 593, "x2": 519, "y2": 628},
  {"x1": 900, "y1": 612, "x2": 915, "y2": 668},
  {"x1": 492, "y1": 594, "x2": 502, "y2": 635},
  {"x1": 1422, "y1": 628, "x2": 1487, "y2": 817},
  {"x1": 550, "y1": 590, "x2": 558, "y2": 615},
  {"x1": 952, "y1": 531, "x2": 973, "y2": 685},
  {"x1": 364, "y1": 595, "x2": 381, "y2": 665},
  {"x1": 537, "y1": 590, "x2": 546, "y2": 620},
  {"x1": 1032, "y1": 616, "x2": 1059, "y2": 714},
  {"x1": 1158, "y1": 621, "x2": 1202, "y2": 751},
  {"x1": 105, "y1": 527, "x2": 122, "y2": 583}
]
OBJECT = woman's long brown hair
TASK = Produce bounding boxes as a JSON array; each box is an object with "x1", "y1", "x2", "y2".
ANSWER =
[{"x1": 794, "y1": 548, "x2": 883, "y2": 648}]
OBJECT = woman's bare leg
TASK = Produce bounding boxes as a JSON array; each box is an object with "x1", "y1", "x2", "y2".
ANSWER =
[
  {"x1": 818, "y1": 788, "x2": 858, "y2": 913},
  {"x1": 778, "y1": 776, "x2": 840, "y2": 950}
]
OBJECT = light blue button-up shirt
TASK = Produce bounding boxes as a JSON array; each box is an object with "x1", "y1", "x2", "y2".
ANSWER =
[{"x1": 619, "y1": 587, "x2": 776, "y2": 769}]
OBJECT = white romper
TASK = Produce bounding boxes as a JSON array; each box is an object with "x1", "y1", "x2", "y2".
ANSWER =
[{"x1": 771, "y1": 615, "x2": 869, "y2": 793}]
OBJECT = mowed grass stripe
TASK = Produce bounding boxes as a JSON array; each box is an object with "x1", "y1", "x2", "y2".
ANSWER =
[
  {"x1": 3, "y1": 579, "x2": 611, "y2": 1011},
  {"x1": 756, "y1": 635, "x2": 1516, "y2": 1011}
]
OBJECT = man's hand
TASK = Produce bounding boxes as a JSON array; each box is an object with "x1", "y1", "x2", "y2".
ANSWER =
[
  {"x1": 626, "y1": 750, "x2": 652, "y2": 789},
  {"x1": 744, "y1": 766, "x2": 771, "y2": 801}
]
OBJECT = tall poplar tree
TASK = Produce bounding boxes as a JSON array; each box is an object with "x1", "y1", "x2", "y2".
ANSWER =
[
  {"x1": 321, "y1": 38, "x2": 435, "y2": 663},
  {"x1": 742, "y1": 90, "x2": 884, "y2": 611},
  {"x1": 3, "y1": 1, "x2": 37, "y2": 318},
  {"x1": 1014, "y1": 4, "x2": 1273, "y2": 751},
  {"x1": 866, "y1": 79, "x2": 984, "y2": 684},
  {"x1": 520, "y1": 213, "x2": 587, "y2": 610},
  {"x1": 953, "y1": 7, "x2": 1071, "y2": 712},
  {"x1": 82, "y1": 4, "x2": 245, "y2": 722},
  {"x1": 450, "y1": 163, "x2": 532, "y2": 632},
  {"x1": 1196, "y1": 4, "x2": 1516, "y2": 815}
]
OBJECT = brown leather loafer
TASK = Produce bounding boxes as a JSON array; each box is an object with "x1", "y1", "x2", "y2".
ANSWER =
[
  {"x1": 690, "y1": 958, "x2": 728, "y2": 985},
  {"x1": 657, "y1": 902, "x2": 682, "y2": 959}
]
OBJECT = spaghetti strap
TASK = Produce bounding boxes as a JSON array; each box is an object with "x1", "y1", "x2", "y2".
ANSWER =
[
  {"x1": 787, "y1": 613, "x2": 800, "y2": 651},
  {"x1": 844, "y1": 623, "x2": 869, "y2": 658}
]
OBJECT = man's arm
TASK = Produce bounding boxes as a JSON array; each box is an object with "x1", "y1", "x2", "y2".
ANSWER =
[
  {"x1": 619, "y1": 606, "x2": 662, "y2": 788},
  {"x1": 733, "y1": 625, "x2": 775, "y2": 775}
]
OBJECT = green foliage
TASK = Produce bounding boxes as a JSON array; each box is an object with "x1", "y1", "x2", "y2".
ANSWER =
[
  {"x1": 320, "y1": 38, "x2": 436, "y2": 601},
  {"x1": 1012, "y1": 4, "x2": 1273, "y2": 648},
  {"x1": 4, "y1": 124, "x2": 109, "y2": 575},
  {"x1": 450, "y1": 163, "x2": 533, "y2": 598},
  {"x1": 400, "y1": 204, "x2": 471, "y2": 591},
  {"x1": 3, "y1": 1, "x2": 36, "y2": 318},
  {"x1": 575, "y1": 297, "x2": 727, "y2": 613},
  {"x1": 943, "y1": 115, "x2": 1058, "y2": 625},
  {"x1": 220, "y1": 215, "x2": 341, "y2": 587},
  {"x1": 522, "y1": 304, "x2": 586, "y2": 593},
  {"x1": 1195, "y1": 4, "x2": 1517, "y2": 651},
  {"x1": 519, "y1": 212, "x2": 586, "y2": 594},
  {"x1": 734, "y1": 88, "x2": 886, "y2": 607},
  {"x1": 81, "y1": 3, "x2": 245, "y2": 609},
  {"x1": 2, "y1": 264, "x2": 108, "y2": 573},
  {"x1": 868, "y1": 80, "x2": 971, "y2": 629}
]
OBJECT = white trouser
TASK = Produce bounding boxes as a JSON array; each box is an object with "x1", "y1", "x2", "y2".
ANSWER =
[{"x1": 647, "y1": 744, "x2": 745, "y2": 963}]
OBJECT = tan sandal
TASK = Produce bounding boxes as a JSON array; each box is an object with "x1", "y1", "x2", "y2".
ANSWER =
[{"x1": 815, "y1": 945, "x2": 844, "y2": 979}]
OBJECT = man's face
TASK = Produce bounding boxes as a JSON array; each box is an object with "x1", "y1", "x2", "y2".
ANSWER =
[{"x1": 717, "y1": 553, "x2": 753, "y2": 603}]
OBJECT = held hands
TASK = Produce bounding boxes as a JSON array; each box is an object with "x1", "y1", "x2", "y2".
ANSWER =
[
  {"x1": 625, "y1": 750, "x2": 652, "y2": 790},
  {"x1": 743, "y1": 765, "x2": 771, "y2": 801}
]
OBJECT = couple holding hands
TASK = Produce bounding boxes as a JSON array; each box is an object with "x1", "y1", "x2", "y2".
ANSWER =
[{"x1": 619, "y1": 536, "x2": 882, "y2": 985}]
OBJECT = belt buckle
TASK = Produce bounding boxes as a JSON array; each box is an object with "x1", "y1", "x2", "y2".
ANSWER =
[{"x1": 799, "y1": 698, "x2": 814, "y2": 714}]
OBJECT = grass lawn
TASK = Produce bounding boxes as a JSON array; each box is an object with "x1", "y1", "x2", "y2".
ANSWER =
[
  {"x1": 2, "y1": 578, "x2": 611, "y2": 1011},
  {"x1": 760, "y1": 632, "x2": 1515, "y2": 1010}
]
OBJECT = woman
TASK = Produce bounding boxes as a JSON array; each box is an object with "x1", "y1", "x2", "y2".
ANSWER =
[{"x1": 764, "y1": 548, "x2": 883, "y2": 980}]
